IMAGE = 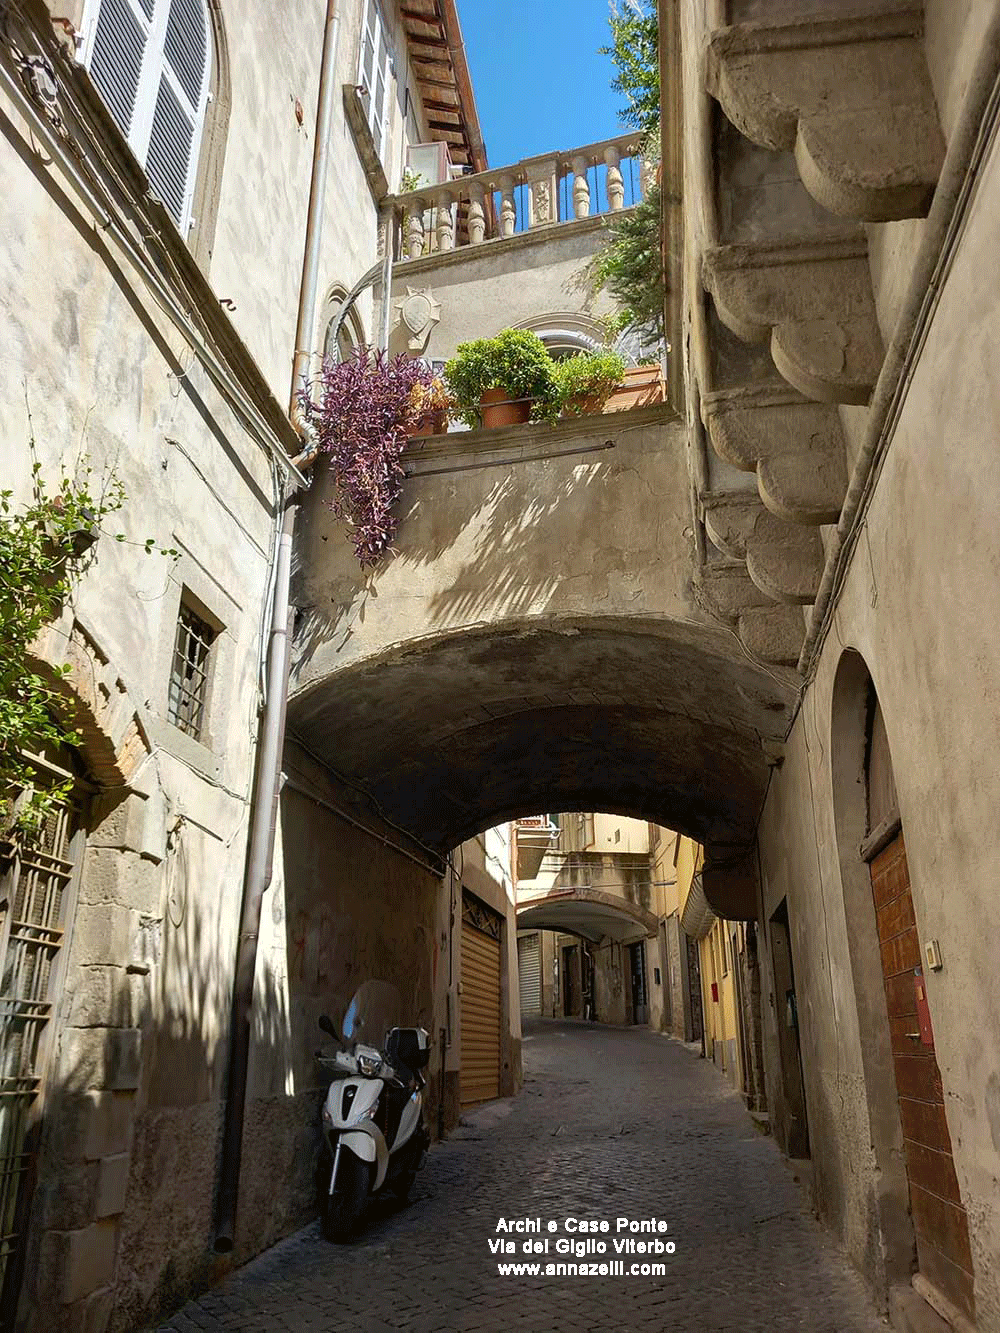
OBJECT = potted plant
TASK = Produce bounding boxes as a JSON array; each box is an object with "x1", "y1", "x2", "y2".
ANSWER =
[
  {"x1": 298, "y1": 348, "x2": 436, "y2": 567},
  {"x1": 554, "y1": 349, "x2": 627, "y2": 417},
  {"x1": 444, "y1": 329, "x2": 558, "y2": 429},
  {"x1": 408, "y1": 376, "x2": 451, "y2": 438}
]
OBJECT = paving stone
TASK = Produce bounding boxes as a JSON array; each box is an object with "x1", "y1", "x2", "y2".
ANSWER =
[{"x1": 155, "y1": 1021, "x2": 888, "y2": 1333}]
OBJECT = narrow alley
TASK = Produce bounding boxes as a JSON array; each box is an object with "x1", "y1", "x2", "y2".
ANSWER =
[{"x1": 158, "y1": 1023, "x2": 886, "y2": 1333}]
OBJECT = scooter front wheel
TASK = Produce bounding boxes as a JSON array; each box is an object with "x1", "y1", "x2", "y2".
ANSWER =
[{"x1": 322, "y1": 1152, "x2": 372, "y2": 1242}]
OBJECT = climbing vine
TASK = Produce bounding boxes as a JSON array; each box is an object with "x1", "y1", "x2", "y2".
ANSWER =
[{"x1": 1, "y1": 453, "x2": 173, "y2": 833}]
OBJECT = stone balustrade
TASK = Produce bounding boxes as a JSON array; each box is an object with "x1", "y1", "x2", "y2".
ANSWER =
[{"x1": 391, "y1": 132, "x2": 649, "y2": 262}]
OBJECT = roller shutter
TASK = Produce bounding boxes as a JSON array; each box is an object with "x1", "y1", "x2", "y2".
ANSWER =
[
  {"x1": 460, "y1": 893, "x2": 502, "y2": 1108},
  {"x1": 517, "y1": 933, "x2": 541, "y2": 1017}
]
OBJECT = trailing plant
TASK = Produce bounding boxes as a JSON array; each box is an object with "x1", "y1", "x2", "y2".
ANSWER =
[
  {"x1": 444, "y1": 329, "x2": 558, "y2": 428},
  {"x1": 400, "y1": 168, "x2": 424, "y2": 195},
  {"x1": 554, "y1": 349, "x2": 627, "y2": 417},
  {"x1": 1, "y1": 463, "x2": 127, "y2": 833},
  {"x1": 587, "y1": 184, "x2": 664, "y2": 339},
  {"x1": 600, "y1": 0, "x2": 660, "y2": 147},
  {"x1": 299, "y1": 347, "x2": 436, "y2": 566}
]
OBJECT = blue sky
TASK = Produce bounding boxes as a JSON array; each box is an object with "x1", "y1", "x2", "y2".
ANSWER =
[{"x1": 456, "y1": 0, "x2": 624, "y2": 168}]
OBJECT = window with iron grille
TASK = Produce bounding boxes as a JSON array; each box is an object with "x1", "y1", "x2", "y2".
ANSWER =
[{"x1": 167, "y1": 599, "x2": 216, "y2": 739}]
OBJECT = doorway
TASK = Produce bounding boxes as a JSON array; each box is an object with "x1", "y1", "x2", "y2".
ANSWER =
[
  {"x1": 863, "y1": 695, "x2": 974, "y2": 1319},
  {"x1": 768, "y1": 899, "x2": 810, "y2": 1160},
  {"x1": 628, "y1": 940, "x2": 648, "y2": 1024}
]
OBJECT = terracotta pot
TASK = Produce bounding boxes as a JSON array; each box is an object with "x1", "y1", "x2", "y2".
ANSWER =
[
  {"x1": 409, "y1": 409, "x2": 449, "y2": 438},
  {"x1": 561, "y1": 392, "x2": 606, "y2": 419},
  {"x1": 603, "y1": 364, "x2": 666, "y2": 414},
  {"x1": 479, "y1": 387, "x2": 532, "y2": 429}
]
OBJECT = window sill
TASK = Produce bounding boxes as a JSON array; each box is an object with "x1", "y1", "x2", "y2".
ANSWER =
[{"x1": 343, "y1": 84, "x2": 389, "y2": 203}]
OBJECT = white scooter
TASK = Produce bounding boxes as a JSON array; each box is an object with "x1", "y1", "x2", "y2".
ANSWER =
[{"x1": 315, "y1": 980, "x2": 431, "y2": 1241}]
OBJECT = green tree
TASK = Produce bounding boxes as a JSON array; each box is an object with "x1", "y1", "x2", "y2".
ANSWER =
[{"x1": 600, "y1": 0, "x2": 660, "y2": 145}]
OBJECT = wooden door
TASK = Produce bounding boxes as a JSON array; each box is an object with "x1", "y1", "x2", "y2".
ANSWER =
[
  {"x1": 460, "y1": 894, "x2": 502, "y2": 1108},
  {"x1": 869, "y1": 832, "x2": 974, "y2": 1319}
]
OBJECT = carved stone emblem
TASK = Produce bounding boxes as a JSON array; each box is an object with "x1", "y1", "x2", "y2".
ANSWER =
[
  {"x1": 533, "y1": 181, "x2": 551, "y2": 224},
  {"x1": 393, "y1": 286, "x2": 442, "y2": 351}
]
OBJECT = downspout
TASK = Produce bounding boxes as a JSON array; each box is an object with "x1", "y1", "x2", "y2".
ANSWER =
[{"x1": 214, "y1": 0, "x2": 341, "y2": 1252}]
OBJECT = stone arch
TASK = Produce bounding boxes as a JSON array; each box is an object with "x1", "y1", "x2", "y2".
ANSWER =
[
  {"x1": 511, "y1": 311, "x2": 604, "y2": 359},
  {"x1": 319, "y1": 283, "x2": 367, "y2": 365},
  {"x1": 29, "y1": 617, "x2": 151, "y2": 792},
  {"x1": 830, "y1": 648, "x2": 915, "y2": 1299},
  {"x1": 516, "y1": 887, "x2": 658, "y2": 943},
  {"x1": 287, "y1": 614, "x2": 795, "y2": 860}
]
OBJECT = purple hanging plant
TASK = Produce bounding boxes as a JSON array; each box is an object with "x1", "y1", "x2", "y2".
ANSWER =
[{"x1": 299, "y1": 348, "x2": 436, "y2": 567}]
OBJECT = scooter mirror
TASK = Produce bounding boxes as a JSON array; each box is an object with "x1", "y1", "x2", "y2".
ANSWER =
[{"x1": 317, "y1": 1014, "x2": 339, "y2": 1041}]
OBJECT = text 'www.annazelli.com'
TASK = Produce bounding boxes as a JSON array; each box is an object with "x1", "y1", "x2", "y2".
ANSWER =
[{"x1": 497, "y1": 1261, "x2": 671, "y2": 1277}]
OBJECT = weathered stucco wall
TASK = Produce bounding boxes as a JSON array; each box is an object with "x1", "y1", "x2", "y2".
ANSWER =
[
  {"x1": 388, "y1": 216, "x2": 619, "y2": 364},
  {"x1": 757, "y1": 110, "x2": 1000, "y2": 1328}
]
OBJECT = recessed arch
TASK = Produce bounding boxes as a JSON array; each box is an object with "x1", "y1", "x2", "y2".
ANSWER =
[
  {"x1": 287, "y1": 614, "x2": 795, "y2": 856},
  {"x1": 320, "y1": 284, "x2": 367, "y2": 364}
]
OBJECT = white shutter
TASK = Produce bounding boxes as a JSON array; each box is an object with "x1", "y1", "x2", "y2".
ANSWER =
[
  {"x1": 146, "y1": 0, "x2": 210, "y2": 228},
  {"x1": 83, "y1": 0, "x2": 210, "y2": 232},
  {"x1": 359, "y1": 0, "x2": 393, "y2": 163},
  {"x1": 86, "y1": 0, "x2": 151, "y2": 136}
]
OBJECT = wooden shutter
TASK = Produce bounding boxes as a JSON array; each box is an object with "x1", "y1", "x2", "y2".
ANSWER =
[
  {"x1": 83, "y1": 0, "x2": 211, "y2": 231},
  {"x1": 517, "y1": 933, "x2": 541, "y2": 1017},
  {"x1": 145, "y1": 0, "x2": 210, "y2": 228},
  {"x1": 460, "y1": 894, "x2": 502, "y2": 1108},
  {"x1": 86, "y1": 0, "x2": 151, "y2": 135}
]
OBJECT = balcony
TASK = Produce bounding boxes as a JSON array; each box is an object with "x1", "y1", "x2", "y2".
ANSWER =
[
  {"x1": 515, "y1": 815, "x2": 560, "y2": 881},
  {"x1": 388, "y1": 131, "x2": 650, "y2": 262}
]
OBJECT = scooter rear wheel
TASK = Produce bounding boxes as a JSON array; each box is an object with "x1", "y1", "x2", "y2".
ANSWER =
[{"x1": 322, "y1": 1153, "x2": 371, "y2": 1242}]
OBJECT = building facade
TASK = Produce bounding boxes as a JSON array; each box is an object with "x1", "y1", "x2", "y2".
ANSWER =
[{"x1": 5, "y1": 0, "x2": 1000, "y2": 1331}]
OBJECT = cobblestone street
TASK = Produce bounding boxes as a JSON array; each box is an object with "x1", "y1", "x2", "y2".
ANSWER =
[{"x1": 158, "y1": 1021, "x2": 887, "y2": 1332}]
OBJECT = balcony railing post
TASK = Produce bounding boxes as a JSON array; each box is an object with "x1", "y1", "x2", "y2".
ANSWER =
[
  {"x1": 468, "y1": 183, "x2": 486, "y2": 245},
  {"x1": 498, "y1": 175, "x2": 516, "y2": 238},
  {"x1": 435, "y1": 191, "x2": 454, "y2": 252},
  {"x1": 571, "y1": 154, "x2": 591, "y2": 218},
  {"x1": 604, "y1": 145, "x2": 625, "y2": 211},
  {"x1": 391, "y1": 133, "x2": 645, "y2": 261},
  {"x1": 405, "y1": 201, "x2": 426, "y2": 259}
]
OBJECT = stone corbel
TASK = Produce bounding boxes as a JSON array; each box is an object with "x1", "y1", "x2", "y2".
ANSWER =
[
  {"x1": 694, "y1": 563, "x2": 773, "y2": 623},
  {"x1": 703, "y1": 494, "x2": 824, "y2": 606},
  {"x1": 702, "y1": 848, "x2": 757, "y2": 921},
  {"x1": 702, "y1": 385, "x2": 847, "y2": 525},
  {"x1": 703, "y1": 235, "x2": 883, "y2": 404},
  {"x1": 706, "y1": 6, "x2": 944, "y2": 222},
  {"x1": 737, "y1": 606, "x2": 804, "y2": 668}
]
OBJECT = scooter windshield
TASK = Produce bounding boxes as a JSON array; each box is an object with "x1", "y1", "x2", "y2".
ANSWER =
[{"x1": 341, "y1": 980, "x2": 402, "y2": 1050}]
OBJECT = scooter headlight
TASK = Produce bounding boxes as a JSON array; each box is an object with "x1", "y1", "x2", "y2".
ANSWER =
[{"x1": 358, "y1": 1053, "x2": 382, "y2": 1077}]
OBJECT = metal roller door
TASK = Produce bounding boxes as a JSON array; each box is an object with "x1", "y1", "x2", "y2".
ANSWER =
[
  {"x1": 460, "y1": 893, "x2": 502, "y2": 1108},
  {"x1": 517, "y1": 933, "x2": 541, "y2": 1017}
]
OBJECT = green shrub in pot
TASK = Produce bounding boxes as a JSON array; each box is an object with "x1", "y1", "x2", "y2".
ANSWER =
[
  {"x1": 444, "y1": 329, "x2": 558, "y2": 428},
  {"x1": 554, "y1": 349, "x2": 627, "y2": 417}
]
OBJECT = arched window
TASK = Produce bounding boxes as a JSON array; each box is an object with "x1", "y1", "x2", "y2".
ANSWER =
[
  {"x1": 322, "y1": 288, "x2": 366, "y2": 365},
  {"x1": 82, "y1": 0, "x2": 212, "y2": 233}
]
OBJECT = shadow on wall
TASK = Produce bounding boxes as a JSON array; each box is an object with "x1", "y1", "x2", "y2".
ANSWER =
[
  {"x1": 19, "y1": 885, "x2": 295, "y2": 1333},
  {"x1": 291, "y1": 413, "x2": 676, "y2": 674}
]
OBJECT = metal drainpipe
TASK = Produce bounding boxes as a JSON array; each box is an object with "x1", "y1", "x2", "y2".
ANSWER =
[{"x1": 214, "y1": 0, "x2": 341, "y2": 1252}]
